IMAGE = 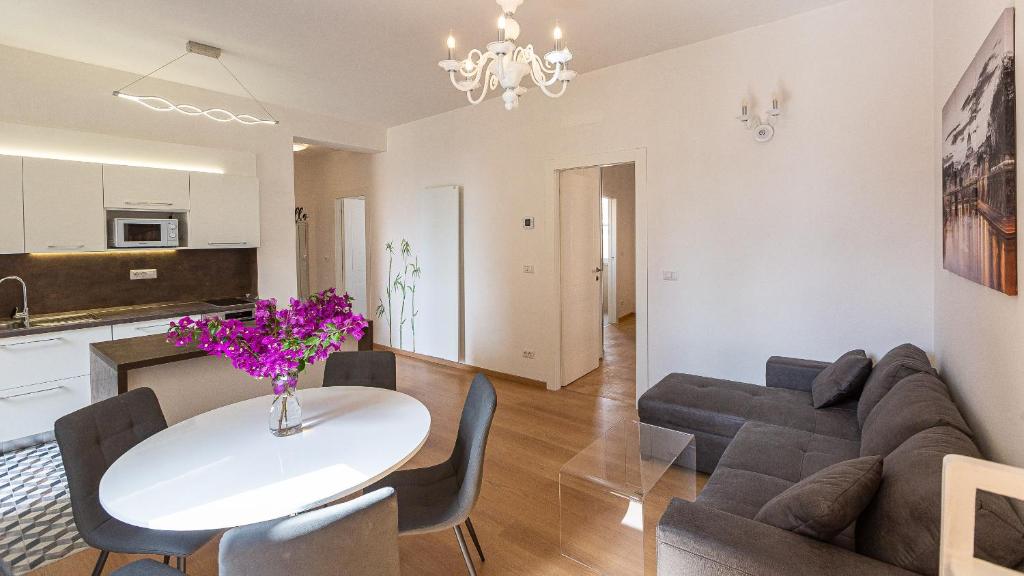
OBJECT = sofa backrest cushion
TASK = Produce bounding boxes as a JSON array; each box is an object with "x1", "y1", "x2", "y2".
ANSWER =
[
  {"x1": 856, "y1": 427, "x2": 1024, "y2": 575},
  {"x1": 860, "y1": 373, "x2": 972, "y2": 458},
  {"x1": 857, "y1": 343, "x2": 935, "y2": 428},
  {"x1": 811, "y1": 349, "x2": 872, "y2": 408},
  {"x1": 755, "y1": 455, "x2": 882, "y2": 542}
]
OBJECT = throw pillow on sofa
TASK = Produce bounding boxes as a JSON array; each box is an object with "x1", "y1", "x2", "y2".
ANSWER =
[
  {"x1": 754, "y1": 455, "x2": 882, "y2": 541},
  {"x1": 811, "y1": 349, "x2": 872, "y2": 408},
  {"x1": 856, "y1": 426, "x2": 1024, "y2": 575},
  {"x1": 860, "y1": 373, "x2": 972, "y2": 457},
  {"x1": 857, "y1": 343, "x2": 935, "y2": 428}
]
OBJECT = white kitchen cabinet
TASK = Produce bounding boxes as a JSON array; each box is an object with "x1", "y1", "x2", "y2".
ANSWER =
[
  {"x1": 103, "y1": 165, "x2": 189, "y2": 211},
  {"x1": 0, "y1": 325, "x2": 111, "y2": 389},
  {"x1": 0, "y1": 325, "x2": 111, "y2": 443},
  {"x1": 188, "y1": 173, "x2": 261, "y2": 249},
  {"x1": 0, "y1": 374, "x2": 91, "y2": 442},
  {"x1": 23, "y1": 158, "x2": 105, "y2": 253},
  {"x1": 111, "y1": 317, "x2": 181, "y2": 340},
  {"x1": 0, "y1": 155, "x2": 24, "y2": 254}
]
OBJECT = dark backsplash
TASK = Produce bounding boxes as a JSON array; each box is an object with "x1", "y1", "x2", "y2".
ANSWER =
[{"x1": 0, "y1": 249, "x2": 257, "y2": 316}]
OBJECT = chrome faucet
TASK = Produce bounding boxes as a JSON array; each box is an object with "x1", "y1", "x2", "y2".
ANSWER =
[{"x1": 0, "y1": 276, "x2": 29, "y2": 327}]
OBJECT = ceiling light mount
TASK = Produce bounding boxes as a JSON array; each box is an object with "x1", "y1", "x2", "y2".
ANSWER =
[
  {"x1": 112, "y1": 40, "x2": 278, "y2": 126},
  {"x1": 185, "y1": 41, "x2": 222, "y2": 60}
]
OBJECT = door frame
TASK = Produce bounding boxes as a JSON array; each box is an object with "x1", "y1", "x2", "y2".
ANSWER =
[
  {"x1": 603, "y1": 195, "x2": 619, "y2": 324},
  {"x1": 546, "y1": 148, "x2": 648, "y2": 401}
]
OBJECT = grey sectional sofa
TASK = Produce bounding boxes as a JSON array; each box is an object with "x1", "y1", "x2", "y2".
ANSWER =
[{"x1": 638, "y1": 344, "x2": 1024, "y2": 576}]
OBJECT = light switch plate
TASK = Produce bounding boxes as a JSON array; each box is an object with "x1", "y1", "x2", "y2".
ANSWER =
[
  {"x1": 130, "y1": 269, "x2": 158, "y2": 280},
  {"x1": 662, "y1": 270, "x2": 679, "y2": 281},
  {"x1": 523, "y1": 265, "x2": 535, "y2": 274},
  {"x1": 523, "y1": 217, "x2": 535, "y2": 229}
]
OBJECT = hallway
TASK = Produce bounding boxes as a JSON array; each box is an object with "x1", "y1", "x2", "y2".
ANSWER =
[{"x1": 565, "y1": 314, "x2": 636, "y2": 404}]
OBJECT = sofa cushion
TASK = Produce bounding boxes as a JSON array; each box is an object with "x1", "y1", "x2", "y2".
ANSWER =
[
  {"x1": 860, "y1": 373, "x2": 972, "y2": 457},
  {"x1": 812, "y1": 350, "x2": 872, "y2": 408},
  {"x1": 697, "y1": 466, "x2": 795, "y2": 520},
  {"x1": 856, "y1": 427, "x2": 1024, "y2": 575},
  {"x1": 638, "y1": 373, "x2": 861, "y2": 444},
  {"x1": 755, "y1": 456, "x2": 882, "y2": 542},
  {"x1": 718, "y1": 422, "x2": 861, "y2": 484},
  {"x1": 857, "y1": 343, "x2": 935, "y2": 428}
]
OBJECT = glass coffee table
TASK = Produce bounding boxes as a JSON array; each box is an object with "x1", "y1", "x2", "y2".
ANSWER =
[{"x1": 559, "y1": 419, "x2": 696, "y2": 576}]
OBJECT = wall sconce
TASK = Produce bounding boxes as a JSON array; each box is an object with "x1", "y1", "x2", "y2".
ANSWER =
[{"x1": 736, "y1": 94, "x2": 782, "y2": 143}]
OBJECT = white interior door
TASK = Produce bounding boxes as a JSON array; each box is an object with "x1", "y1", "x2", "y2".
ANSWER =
[
  {"x1": 339, "y1": 197, "x2": 367, "y2": 316},
  {"x1": 560, "y1": 167, "x2": 603, "y2": 385}
]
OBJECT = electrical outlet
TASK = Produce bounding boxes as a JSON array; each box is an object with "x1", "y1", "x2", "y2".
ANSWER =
[
  {"x1": 130, "y1": 269, "x2": 158, "y2": 280},
  {"x1": 522, "y1": 350, "x2": 536, "y2": 360},
  {"x1": 523, "y1": 265, "x2": 535, "y2": 274}
]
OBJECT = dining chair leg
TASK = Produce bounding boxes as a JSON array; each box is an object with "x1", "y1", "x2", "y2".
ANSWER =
[
  {"x1": 175, "y1": 556, "x2": 187, "y2": 573},
  {"x1": 91, "y1": 550, "x2": 109, "y2": 576},
  {"x1": 162, "y1": 556, "x2": 170, "y2": 565},
  {"x1": 454, "y1": 525, "x2": 478, "y2": 576},
  {"x1": 465, "y1": 517, "x2": 485, "y2": 562}
]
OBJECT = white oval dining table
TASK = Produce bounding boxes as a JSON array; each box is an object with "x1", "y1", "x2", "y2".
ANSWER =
[{"x1": 99, "y1": 386, "x2": 431, "y2": 531}]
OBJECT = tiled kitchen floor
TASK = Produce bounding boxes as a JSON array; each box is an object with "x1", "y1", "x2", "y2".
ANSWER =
[{"x1": 0, "y1": 443, "x2": 86, "y2": 575}]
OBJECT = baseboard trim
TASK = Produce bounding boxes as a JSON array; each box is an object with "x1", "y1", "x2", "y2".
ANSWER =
[{"x1": 375, "y1": 344, "x2": 548, "y2": 389}]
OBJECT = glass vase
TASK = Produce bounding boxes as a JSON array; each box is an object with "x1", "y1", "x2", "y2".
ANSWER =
[{"x1": 269, "y1": 372, "x2": 302, "y2": 437}]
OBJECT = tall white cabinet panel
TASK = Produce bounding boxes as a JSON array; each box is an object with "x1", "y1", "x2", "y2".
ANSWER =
[
  {"x1": 0, "y1": 156, "x2": 24, "y2": 254},
  {"x1": 103, "y1": 165, "x2": 189, "y2": 210},
  {"x1": 23, "y1": 158, "x2": 105, "y2": 252},
  {"x1": 188, "y1": 173, "x2": 261, "y2": 249}
]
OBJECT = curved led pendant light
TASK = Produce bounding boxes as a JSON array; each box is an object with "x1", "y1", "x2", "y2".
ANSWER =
[{"x1": 113, "y1": 41, "x2": 279, "y2": 126}]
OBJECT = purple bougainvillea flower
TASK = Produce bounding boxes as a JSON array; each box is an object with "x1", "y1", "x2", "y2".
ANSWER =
[{"x1": 167, "y1": 288, "x2": 369, "y2": 390}]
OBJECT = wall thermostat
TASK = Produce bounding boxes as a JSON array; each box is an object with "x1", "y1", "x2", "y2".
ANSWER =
[{"x1": 523, "y1": 217, "x2": 535, "y2": 229}]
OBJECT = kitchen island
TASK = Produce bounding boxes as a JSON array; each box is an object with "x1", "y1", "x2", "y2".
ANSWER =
[{"x1": 90, "y1": 321, "x2": 373, "y2": 424}]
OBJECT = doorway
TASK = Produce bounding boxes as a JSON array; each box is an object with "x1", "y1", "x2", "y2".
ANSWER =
[
  {"x1": 558, "y1": 162, "x2": 638, "y2": 404},
  {"x1": 336, "y1": 196, "x2": 367, "y2": 316}
]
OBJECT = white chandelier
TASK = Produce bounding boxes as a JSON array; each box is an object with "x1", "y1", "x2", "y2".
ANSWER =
[
  {"x1": 113, "y1": 41, "x2": 278, "y2": 126},
  {"x1": 439, "y1": 0, "x2": 576, "y2": 110}
]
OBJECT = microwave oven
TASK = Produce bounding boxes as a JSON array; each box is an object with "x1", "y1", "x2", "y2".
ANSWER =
[{"x1": 110, "y1": 218, "x2": 180, "y2": 248}]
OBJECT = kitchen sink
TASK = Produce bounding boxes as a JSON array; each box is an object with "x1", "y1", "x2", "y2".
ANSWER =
[
  {"x1": 29, "y1": 313, "x2": 101, "y2": 327},
  {"x1": 0, "y1": 318, "x2": 26, "y2": 331}
]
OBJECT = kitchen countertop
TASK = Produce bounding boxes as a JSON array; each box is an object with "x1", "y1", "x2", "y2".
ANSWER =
[{"x1": 0, "y1": 299, "x2": 255, "y2": 339}]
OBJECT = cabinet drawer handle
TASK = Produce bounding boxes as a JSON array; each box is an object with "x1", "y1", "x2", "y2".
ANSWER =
[
  {"x1": 125, "y1": 201, "x2": 174, "y2": 206},
  {"x1": 0, "y1": 384, "x2": 64, "y2": 400},
  {"x1": 46, "y1": 244, "x2": 85, "y2": 250},
  {"x1": 0, "y1": 337, "x2": 63, "y2": 349},
  {"x1": 136, "y1": 324, "x2": 170, "y2": 334},
  {"x1": 208, "y1": 242, "x2": 248, "y2": 246}
]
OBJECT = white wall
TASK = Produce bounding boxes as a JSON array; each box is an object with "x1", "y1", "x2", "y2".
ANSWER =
[
  {"x1": 368, "y1": 0, "x2": 936, "y2": 391},
  {"x1": 0, "y1": 44, "x2": 385, "y2": 302},
  {"x1": 932, "y1": 0, "x2": 1024, "y2": 468},
  {"x1": 602, "y1": 163, "x2": 636, "y2": 319}
]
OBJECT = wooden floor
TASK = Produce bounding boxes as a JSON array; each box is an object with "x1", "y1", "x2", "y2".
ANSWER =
[
  {"x1": 565, "y1": 314, "x2": 638, "y2": 404},
  {"x1": 33, "y1": 314, "x2": 701, "y2": 576}
]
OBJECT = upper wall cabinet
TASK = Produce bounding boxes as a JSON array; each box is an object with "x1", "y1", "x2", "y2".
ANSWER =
[
  {"x1": 23, "y1": 158, "x2": 105, "y2": 253},
  {"x1": 188, "y1": 173, "x2": 261, "y2": 249},
  {"x1": 103, "y1": 165, "x2": 189, "y2": 211},
  {"x1": 0, "y1": 156, "x2": 24, "y2": 254}
]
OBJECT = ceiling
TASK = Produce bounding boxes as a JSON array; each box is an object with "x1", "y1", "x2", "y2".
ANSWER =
[{"x1": 0, "y1": 0, "x2": 845, "y2": 128}]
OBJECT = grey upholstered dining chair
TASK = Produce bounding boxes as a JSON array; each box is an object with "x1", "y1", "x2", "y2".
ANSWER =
[
  {"x1": 54, "y1": 387, "x2": 217, "y2": 576},
  {"x1": 110, "y1": 487, "x2": 401, "y2": 576},
  {"x1": 322, "y1": 350, "x2": 397, "y2": 390},
  {"x1": 366, "y1": 373, "x2": 498, "y2": 576}
]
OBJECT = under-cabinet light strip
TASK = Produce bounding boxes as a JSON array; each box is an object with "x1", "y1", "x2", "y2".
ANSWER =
[{"x1": 0, "y1": 149, "x2": 225, "y2": 174}]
